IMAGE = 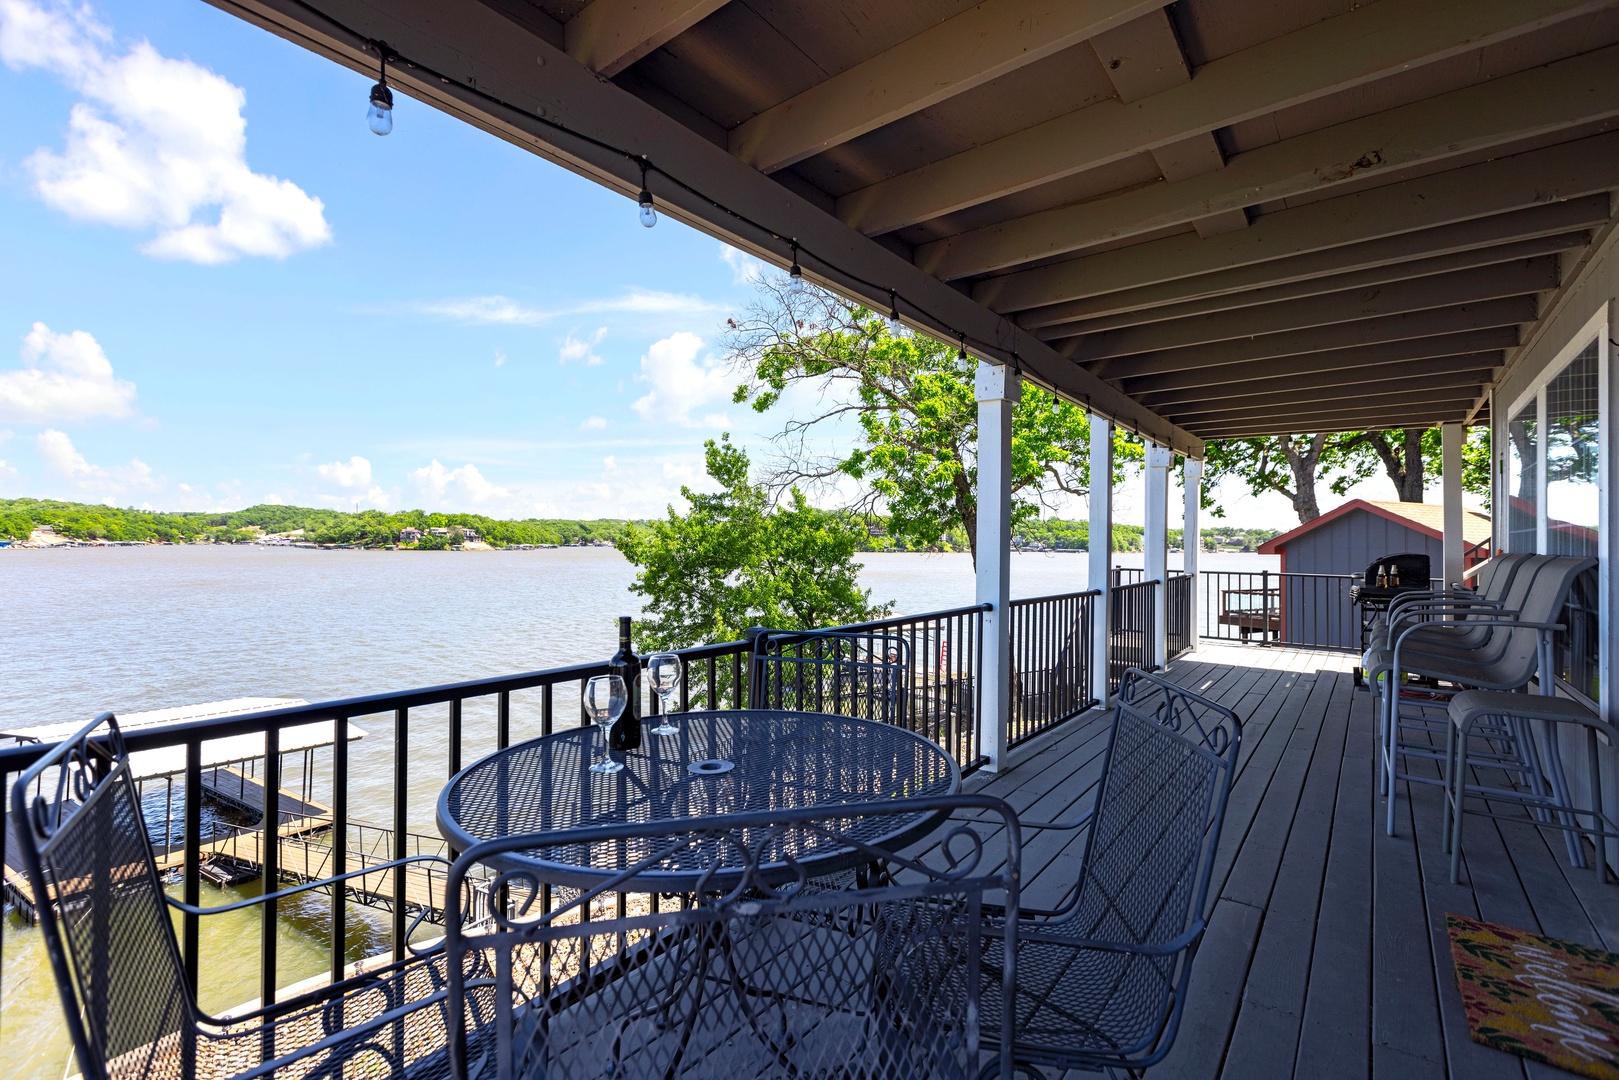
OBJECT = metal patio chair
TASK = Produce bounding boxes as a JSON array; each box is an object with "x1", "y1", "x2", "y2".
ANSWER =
[
  {"x1": 973, "y1": 668, "x2": 1243, "y2": 1079},
  {"x1": 443, "y1": 794, "x2": 1019, "y2": 1080},
  {"x1": 12, "y1": 712, "x2": 471, "y2": 1080},
  {"x1": 750, "y1": 628, "x2": 911, "y2": 727}
]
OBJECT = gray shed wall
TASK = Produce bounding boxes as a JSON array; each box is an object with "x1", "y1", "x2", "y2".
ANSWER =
[{"x1": 1274, "y1": 509, "x2": 1439, "y2": 649}]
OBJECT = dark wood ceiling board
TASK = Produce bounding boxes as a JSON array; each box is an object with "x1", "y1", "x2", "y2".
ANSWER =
[
  {"x1": 1080, "y1": 295, "x2": 1539, "y2": 379},
  {"x1": 1172, "y1": 0, "x2": 1354, "y2": 67},
  {"x1": 974, "y1": 132, "x2": 1619, "y2": 314},
  {"x1": 1066, "y1": 258, "x2": 1558, "y2": 360},
  {"x1": 892, "y1": 153, "x2": 1166, "y2": 247},
  {"x1": 1032, "y1": 234, "x2": 1588, "y2": 336},
  {"x1": 1010, "y1": 199, "x2": 1609, "y2": 326},
  {"x1": 1188, "y1": 397, "x2": 1476, "y2": 430},
  {"x1": 1220, "y1": 11, "x2": 1619, "y2": 157},
  {"x1": 1169, "y1": 388, "x2": 1484, "y2": 425},
  {"x1": 737, "y1": 0, "x2": 982, "y2": 78},
  {"x1": 1189, "y1": 408, "x2": 1475, "y2": 438},
  {"x1": 784, "y1": 46, "x2": 1119, "y2": 201},
  {"x1": 1115, "y1": 329, "x2": 1521, "y2": 394},
  {"x1": 627, "y1": 2, "x2": 827, "y2": 128},
  {"x1": 1137, "y1": 356, "x2": 1503, "y2": 408}
]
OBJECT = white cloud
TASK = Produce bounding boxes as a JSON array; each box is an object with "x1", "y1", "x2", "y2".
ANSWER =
[
  {"x1": 719, "y1": 244, "x2": 765, "y2": 285},
  {"x1": 580, "y1": 415, "x2": 607, "y2": 430},
  {"x1": 631, "y1": 332, "x2": 731, "y2": 427},
  {"x1": 413, "y1": 290, "x2": 719, "y2": 326},
  {"x1": 493, "y1": 349, "x2": 506, "y2": 368},
  {"x1": 407, "y1": 459, "x2": 509, "y2": 508},
  {"x1": 559, "y1": 327, "x2": 607, "y2": 366},
  {"x1": 35, "y1": 427, "x2": 155, "y2": 496},
  {"x1": 0, "y1": 0, "x2": 329, "y2": 263},
  {"x1": 0, "y1": 322, "x2": 136, "y2": 423},
  {"x1": 314, "y1": 455, "x2": 372, "y2": 491}
]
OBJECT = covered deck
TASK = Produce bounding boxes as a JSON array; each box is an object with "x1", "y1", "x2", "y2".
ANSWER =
[{"x1": 972, "y1": 641, "x2": 1616, "y2": 1080}]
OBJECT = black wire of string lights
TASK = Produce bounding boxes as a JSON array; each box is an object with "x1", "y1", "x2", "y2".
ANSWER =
[{"x1": 287, "y1": 1, "x2": 1033, "y2": 370}]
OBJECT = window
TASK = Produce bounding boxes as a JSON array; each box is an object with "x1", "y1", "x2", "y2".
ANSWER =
[
  {"x1": 1545, "y1": 341, "x2": 1599, "y2": 558},
  {"x1": 1507, "y1": 401, "x2": 1538, "y2": 553}
]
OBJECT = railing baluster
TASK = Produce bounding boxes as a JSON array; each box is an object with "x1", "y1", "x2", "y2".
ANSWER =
[
  {"x1": 182, "y1": 740, "x2": 202, "y2": 999},
  {"x1": 329, "y1": 715, "x2": 348, "y2": 984},
  {"x1": 392, "y1": 706, "x2": 407, "y2": 961},
  {"x1": 261, "y1": 726, "x2": 281, "y2": 1024},
  {"x1": 497, "y1": 690, "x2": 511, "y2": 749}
]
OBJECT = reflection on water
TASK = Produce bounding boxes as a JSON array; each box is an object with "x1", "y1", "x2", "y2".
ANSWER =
[{"x1": 0, "y1": 544, "x2": 1271, "y2": 1076}]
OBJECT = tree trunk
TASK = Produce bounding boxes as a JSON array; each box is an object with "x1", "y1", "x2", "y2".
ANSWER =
[
  {"x1": 1362, "y1": 428, "x2": 1426, "y2": 501},
  {"x1": 1279, "y1": 434, "x2": 1327, "y2": 524},
  {"x1": 955, "y1": 471, "x2": 978, "y2": 571}
]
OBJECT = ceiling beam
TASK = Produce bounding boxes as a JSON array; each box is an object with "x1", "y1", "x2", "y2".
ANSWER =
[
  {"x1": 1116, "y1": 329, "x2": 1520, "y2": 394},
  {"x1": 919, "y1": 44, "x2": 1619, "y2": 279},
  {"x1": 1065, "y1": 258, "x2": 1556, "y2": 361},
  {"x1": 1169, "y1": 390, "x2": 1482, "y2": 426},
  {"x1": 836, "y1": 0, "x2": 1607, "y2": 236},
  {"x1": 1084, "y1": 296, "x2": 1538, "y2": 380},
  {"x1": 976, "y1": 133, "x2": 1619, "y2": 314},
  {"x1": 1190, "y1": 403, "x2": 1475, "y2": 438},
  {"x1": 565, "y1": 0, "x2": 729, "y2": 77},
  {"x1": 1138, "y1": 360, "x2": 1502, "y2": 409},
  {"x1": 728, "y1": 0, "x2": 1159, "y2": 174},
  {"x1": 1013, "y1": 199, "x2": 1608, "y2": 327},
  {"x1": 1030, "y1": 233, "x2": 1586, "y2": 337},
  {"x1": 204, "y1": 0, "x2": 1202, "y2": 457}
]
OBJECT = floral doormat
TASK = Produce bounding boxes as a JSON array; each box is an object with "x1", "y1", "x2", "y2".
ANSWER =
[{"x1": 1447, "y1": 913, "x2": 1619, "y2": 1079}]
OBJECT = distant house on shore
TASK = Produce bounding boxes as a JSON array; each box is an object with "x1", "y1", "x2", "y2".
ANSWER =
[
  {"x1": 398, "y1": 527, "x2": 422, "y2": 543},
  {"x1": 427, "y1": 527, "x2": 450, "y2": 537},
  {"x1": 461, "y1": 528, "x2": 480, "y2": 542}
]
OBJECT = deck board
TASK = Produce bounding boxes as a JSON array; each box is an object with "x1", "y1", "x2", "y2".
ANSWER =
[{"x1": 967, "y1": 642, "x2": 1607, "y2": 1080}]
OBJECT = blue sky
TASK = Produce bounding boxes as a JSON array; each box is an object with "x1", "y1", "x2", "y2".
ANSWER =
[{"x1": 0, "y1": 0, "x2": 1349, "y2": 528}]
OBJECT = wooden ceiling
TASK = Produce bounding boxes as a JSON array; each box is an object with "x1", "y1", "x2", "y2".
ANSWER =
[{"x1": 211, "y1": 0, "x2": 1619, "y2": 451}]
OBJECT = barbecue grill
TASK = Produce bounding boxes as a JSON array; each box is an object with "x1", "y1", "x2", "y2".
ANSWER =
[{"x1": 1351, "y1": 552, "x2": 1431, "y2": 686}]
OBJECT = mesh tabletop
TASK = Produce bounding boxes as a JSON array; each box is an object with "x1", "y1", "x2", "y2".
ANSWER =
[{"x1": 436, "y1": 709, "x2": 960, "y2": 891}]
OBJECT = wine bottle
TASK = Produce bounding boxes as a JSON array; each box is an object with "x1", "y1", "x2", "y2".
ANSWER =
[{"x1": 607, "y1": 616, "x2": 643, "y2": 751}]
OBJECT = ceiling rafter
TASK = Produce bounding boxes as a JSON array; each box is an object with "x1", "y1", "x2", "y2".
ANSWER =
[
  {"x1": 835, "y1": 0, "x2": 1607, "y2": 237},
  {"x1": 1137, "y1": 358, "x2": 1503, "y2": 409},
  {"x1": 976, "y1": 134, "x2": 1619, "y2": 314},
  {"x1": 919, "y1": 44, "x2": 1619, "y2": 280},
  {"x1": 1063, "y1": 258, "x2": 1557, "y2": 361},
  {"x1": 565, "y1": 0, "x2": 729, "y2": 77},
  {"x1": 1168, "y1": 390, "x2": 1482, "y2": 426},
  {"x1": 1082, "y1": 296, "x2": 1538, "y2": 380},
  {"x1": 729, "y1": 0, "x2": 1159, "y2": 174},
  {"x1": 1013, "y1": 200, "x2": 1608, "y2": 327},
  {"x1": 1188, "y1": 403, "x2": 1477, "y2": 438}
]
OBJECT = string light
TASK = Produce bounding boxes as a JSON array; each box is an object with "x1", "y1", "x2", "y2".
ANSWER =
[
  {"x1": 637, "y1": 158, "x2": 656, "y2": 228},
  {"x1": 325, "y1": 21, "x2": 1087, "y2": 385},
  {"x1": 958, "y1": 335, "x2": 968, "y2": 362},
  {"x1": 366, "y1": 45, "x2": 393, "y2": 135},
  {"x1": 788, "y1": 242, "x2": 805, "y2": 294}
]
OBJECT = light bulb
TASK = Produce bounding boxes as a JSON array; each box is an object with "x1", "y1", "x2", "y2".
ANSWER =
[
  {"x1": 368, "y1": 82, "x2": 393, "y2": 136},
  {"x1": 788, "y1": 261, "x2": 805, "y2": 294},
  {"x1": 638, "y1": 189, "x2": 657, "y2": 227}
]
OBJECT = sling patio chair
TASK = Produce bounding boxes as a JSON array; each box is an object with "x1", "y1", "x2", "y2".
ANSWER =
[
  {"x1": 968, "y1": 668, "x2": 1243, "y2": 1080},
  {"x1": 1365, "y1": 551, "x2": 1532, "y2": 653},
  {"x1": 442, "y1": 794, "x2": 1020, "y2": 1080},
  {"x1": 1364, "y1": 555, "x2": 1597, "y2": 845},
  {"x1": 12, "y1": 711, "x2": 478, "y2": 1080}
]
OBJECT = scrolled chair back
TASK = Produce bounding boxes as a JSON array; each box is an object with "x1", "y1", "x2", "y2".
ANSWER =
[
  {"x1": 12, "y1": 712, "x2": 193, "y2": 1080},
  {"x1": 445, "y1": 794, "x2": 1020, "y2": 1080},
  {"x1": 749, "y1": 629, "x2": 912, "y2": 727}
]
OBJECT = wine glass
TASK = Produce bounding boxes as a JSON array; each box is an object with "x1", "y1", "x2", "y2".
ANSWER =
[
  {"x1": 646, "y1": 653, "x2": 682, "y2": 735},
  {"x1": 584, "y1": 674, "x2": 627, "y2": 773}
]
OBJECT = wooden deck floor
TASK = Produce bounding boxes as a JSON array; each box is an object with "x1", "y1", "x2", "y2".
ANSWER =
[{"x1": 965, "y1": 641, "x2": 1616, "y2": 1080}]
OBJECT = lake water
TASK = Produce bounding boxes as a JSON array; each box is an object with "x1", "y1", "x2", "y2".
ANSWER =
[{"x1": 0, "y1": 543, "x2": 1274, "y2": 1075}]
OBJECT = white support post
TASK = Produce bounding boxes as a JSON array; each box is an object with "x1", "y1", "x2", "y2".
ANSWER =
[
  {"x1": 975, "y1": 361, "x2": 1019, "y2": 772},
  {"x1": 1184, "y1": 458, "x2": 1203, "y2": 655},
  {"x1": 1441, "y1": 422, "x2": 1466, "y2": 590},
  {"x1": 1145, "y1": 444, "x2": 1172, "y2": 669},
  {"x1": 1089, "y1": 417, "x2": 1113, "y2": 705}
]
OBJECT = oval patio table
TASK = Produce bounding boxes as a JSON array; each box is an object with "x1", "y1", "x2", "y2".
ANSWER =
[{"x1": 435, "y1": 708, "x2": 960, "y2": 892}]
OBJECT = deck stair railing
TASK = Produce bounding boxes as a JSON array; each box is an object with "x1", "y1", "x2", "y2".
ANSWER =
[
  {"x1": 1006, "y1": 590, "x2": 1099, "y2": 746},
  {"x1": 1108, "y1": 578, "x2": 1159, "y2": 694}
]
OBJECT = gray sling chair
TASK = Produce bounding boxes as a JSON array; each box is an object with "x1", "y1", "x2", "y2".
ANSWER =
[
  {"x1": 1366, "y1": 551, "x2": 1533, "y2": 652},
  {"x1": 13, "y1": 712, "x2": 468, "y2": 1080},
  {"x1": 442, "y1": 795, "x2": 1021, "y2": 1080},
  {"x1": 962, "y1": 669, "x2": 1243, "y2": 1080},
  {"x1": 1365, "y1": 555, "x2": 1597, "y2": 844}
]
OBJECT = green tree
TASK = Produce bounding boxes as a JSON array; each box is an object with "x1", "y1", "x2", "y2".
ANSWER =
[
  {"x1": 727, "y1": 281, "x2": 1140, "y2": 567},
  {"x1": 618, "y1": 436, "x2": 890, "y2": 652},
  {"x1": 1201, "y1": 434, "x2": 1347, "y2": 524},
  {"x1": 1330, "y1": 425, "x2": 1493, "y2": 505}
]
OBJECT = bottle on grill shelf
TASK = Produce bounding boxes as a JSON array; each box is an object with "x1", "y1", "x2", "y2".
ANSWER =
[
  {"x1": 1389, "y1": 564, "x2": 1400, "y2": 588},
  {"x1": 1376, "y1": 564, "x2": 1387, "y2": 588},
  {"x1": 607, "y1": 616, "x2": 643, "y2": 751}
]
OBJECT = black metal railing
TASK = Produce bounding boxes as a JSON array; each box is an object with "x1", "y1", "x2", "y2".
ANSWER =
[
  {"x1": 1108, "y1": 579, "x2": 1159, "y2": 693},
  {"x1": 1166, "y1": 573, "x2": 1194, "y2": 661},
  {"x1": 1007, "y1": 590, "x2": 1099, "y2": 747},
  {"x1": 1199, "y1": 570, "x2": 1359, "y2": 650}
]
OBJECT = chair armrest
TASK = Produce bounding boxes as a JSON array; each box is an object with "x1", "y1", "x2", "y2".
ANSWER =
[
  {"x1": 165, "y1": 854, "x2": 451, "y2": 916},
  {"x1": 988, "y1": 917, "x2": 1207, "y2": 958},
  {"x1": 1392, "y1": 620, "x2": 1563, "y2": 678},
  {"x1": 1387, "y1": 597, "x2": 1506, "y2": 628},
  {"x1": 226, "y1": 987, "x2": 453, "y2": 1080},
  {"x1": 954, "y1": 806, "x2": 1093, "y2": 832}
]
